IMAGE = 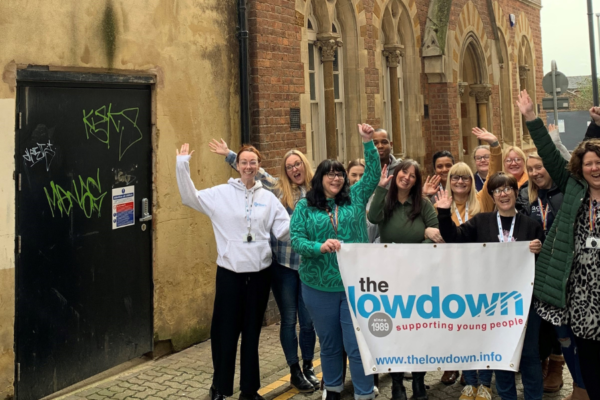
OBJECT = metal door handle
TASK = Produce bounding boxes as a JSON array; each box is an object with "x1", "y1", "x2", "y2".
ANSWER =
[{"x1": 139, "y1": 198, "x2": 153, "y2": 222}]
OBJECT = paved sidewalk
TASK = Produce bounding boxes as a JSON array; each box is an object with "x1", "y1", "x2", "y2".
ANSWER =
[{"x1": 55, "y1": 324, "x2": 574, "y2": 400}]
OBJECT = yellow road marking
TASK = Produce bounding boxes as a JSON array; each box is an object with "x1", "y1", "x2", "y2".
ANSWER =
[{"x1": 259, "y1": 359, "x2": 322, "y2": 398}]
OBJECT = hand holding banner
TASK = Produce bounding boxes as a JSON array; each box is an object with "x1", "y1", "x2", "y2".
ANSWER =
[{"x1": 337, "y1": 242, "x2": 534, "y2": 374}]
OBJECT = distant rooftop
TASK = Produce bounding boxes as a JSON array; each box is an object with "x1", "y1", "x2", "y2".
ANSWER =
[{"x1": 568, "y1": 75, "x2": 591, "y2": 90}]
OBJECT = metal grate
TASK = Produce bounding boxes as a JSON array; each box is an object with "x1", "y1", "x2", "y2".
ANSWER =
[{"x1": 290, "y1": 108, "x2": 301, "y2": 130}]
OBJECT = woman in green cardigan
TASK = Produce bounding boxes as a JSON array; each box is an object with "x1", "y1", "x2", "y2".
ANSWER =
[
  {"x1": 367, "y1": 159, "x2": 438, "y2": 400},
  {"x1": 290, "y1": 123, "x2": 381, "y2": 400},
  {"x1": 518, "y1": 89, "x2": 600, "y2": 398}
]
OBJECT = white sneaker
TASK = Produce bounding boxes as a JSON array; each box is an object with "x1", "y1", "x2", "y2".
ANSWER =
[
  {"x1": 373, "y1": 386, "x2": 379, "y2": 397},
  {"x1": 403, "y1": 372, "x2": 412, "y2": 380}
]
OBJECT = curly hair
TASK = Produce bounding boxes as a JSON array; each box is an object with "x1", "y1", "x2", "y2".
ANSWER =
[
  {"x1": 306, "y1": 159, "x2": 351, "y2": 211},
  {"x1": 568, "y1": 139, "x2": 600, "y2": 180}
]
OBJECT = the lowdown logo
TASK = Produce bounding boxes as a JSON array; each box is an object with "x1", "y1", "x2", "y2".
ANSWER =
[{"x1": 348, "y1": 286, "x2": 523, "y2": 319}]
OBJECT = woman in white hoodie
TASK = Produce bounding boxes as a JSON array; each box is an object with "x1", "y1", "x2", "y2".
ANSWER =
[{"x1": 176, "y1": 143, "x2": 291, "y2": 400}]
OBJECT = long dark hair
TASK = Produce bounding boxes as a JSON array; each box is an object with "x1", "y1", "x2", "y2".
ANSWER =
[
  {"x1": 306, "y1": 159, "x2": 351, "y2": 211},
  {"x1": 384, "y1": 159, "x2": 423, "y2": 221}
]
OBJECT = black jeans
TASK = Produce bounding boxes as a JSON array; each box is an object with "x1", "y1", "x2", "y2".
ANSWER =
[
  {"x1": 574, "y1": 336, "x2": 600, "y2": 398},
  {"x1": 211, "y1": 266, "x2": 272, "y2": 395}
]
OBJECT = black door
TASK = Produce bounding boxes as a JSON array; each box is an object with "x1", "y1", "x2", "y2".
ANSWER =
[{"x1": 15, "y1": 80, "x2": 153, "y2": 400}]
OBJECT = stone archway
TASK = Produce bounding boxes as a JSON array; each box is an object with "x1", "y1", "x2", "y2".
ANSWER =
[
  {"x1": 518, "y1": 36, "x2": 535, "y2": 142},
  {"x1": 458, "y1": 34, "x2": 490, "y2": 169}
]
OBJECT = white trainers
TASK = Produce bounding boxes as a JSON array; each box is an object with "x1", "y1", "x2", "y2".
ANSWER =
[
  {"x1": 459, "y1": 385, "x2": 478, "y2": 400},
  {"x1": 475, "y1": 385, "x2": 492, "y2": 400}
]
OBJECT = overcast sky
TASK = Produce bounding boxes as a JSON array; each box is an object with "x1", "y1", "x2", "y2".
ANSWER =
[{"x1": 541, "y1": 0, "x2": 600, "y2": 77}]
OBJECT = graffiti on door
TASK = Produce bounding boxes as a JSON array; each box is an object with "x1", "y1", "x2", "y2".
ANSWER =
[{"x1": 44, "y1": 168, "x2": 108, "y2": 218}]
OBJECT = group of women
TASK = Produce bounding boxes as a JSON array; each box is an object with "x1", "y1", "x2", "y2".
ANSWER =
[{"x1": 175, "y1": 90, "x2": 600, "y2": 400}]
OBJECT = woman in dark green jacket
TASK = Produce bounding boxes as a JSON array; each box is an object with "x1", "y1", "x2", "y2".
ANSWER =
[{"x1": 518, "y1": 90, "x2": 600, "y2": 398}]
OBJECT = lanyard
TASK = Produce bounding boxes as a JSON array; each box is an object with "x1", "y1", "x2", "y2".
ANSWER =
[
  {"x1": 328, "y1": 205, "x2": 339, "y2": 237},
  {"x1": 590, "y1": 198, "x2": 599, "y2": 232},
  {"x1": 476, "y1": 173, "x2": 485, "y2": 186},
  {"x1": 454, "y1": 202, "x2": 469, "y2": 225},
  {"x1": 497, "y1": 212, "x2": 516, "y2": 243},
  {"x1": 245, "y1": 189, "x2": 254, "y2": 235},
  {"x1": 538, "y1": 198, "x2": 550, "y2": 232}
]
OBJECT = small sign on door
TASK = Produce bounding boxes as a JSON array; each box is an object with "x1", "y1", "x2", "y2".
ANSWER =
[{"x1": 112, "y1": 186, "x2": 135, "y2": 229}]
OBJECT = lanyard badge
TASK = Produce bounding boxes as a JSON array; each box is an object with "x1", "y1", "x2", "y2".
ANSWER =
[
  {"x1": 538, "y1": 198, "x2": 550, "y2": 232},
  {"x1": 328, "y1": 205, "x2": 339, "y2": 238},
  {"x1": 497, "y1": 212, "x2": 516, "y2": 243},
  {"x1": 586, "y1": 198, "x2": 600, "y2": 249},
  {"x1": 454, "y1": 201, "x2": 469, "y2": 225},
  {"x1": 245, "y1": 190, "x2": 254, "y2": 242}
]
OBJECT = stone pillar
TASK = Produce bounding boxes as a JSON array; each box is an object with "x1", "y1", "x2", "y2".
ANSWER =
[
  {"x1": 469, "y1": 84, "x2": 492, "y2": 131},
  {"x1": 383, "y1": 46, "x2": 404, "y2": 156},
  {"x1": 316, "y1": 36, "x2": 343, "y2": 159},
  {"x1": 519, "y1": 65, "x2": 531, "y2": 141}
]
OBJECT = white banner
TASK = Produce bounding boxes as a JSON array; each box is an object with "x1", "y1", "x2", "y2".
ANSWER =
[{"x1": 337, "y1": 242, "x2": 534, "y2": 375}]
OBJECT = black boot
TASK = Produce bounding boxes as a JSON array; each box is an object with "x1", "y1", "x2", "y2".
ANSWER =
[
  {"x1": 210, "y1": 385, "x2": 227, "y2": 400},
  {"x1": 325, "y1": 390, "x2": 341, "y2": 400},
  {"x1": 302, "y1": 360, "x2": 320, "y2": 389},
  {"x1": 239, "y1": 393, "x2": 265, "y2": 400},
  {"x1": 411, "y1": 372, "x2": 428, "y2": 400},
  {"x1": 391, "y1": 373, "x2": 407, "y2": 400},
  {"x1": 290, "y1": 362, "x2": 314, "y2": 392}
]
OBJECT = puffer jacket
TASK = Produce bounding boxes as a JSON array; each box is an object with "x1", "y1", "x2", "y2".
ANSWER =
[
  {"x1": 527, "y1": 118, "x2": 588, "y2": 308},
  {"x1": 516, "y1": 182, "x2": 564, "y2": 218}
]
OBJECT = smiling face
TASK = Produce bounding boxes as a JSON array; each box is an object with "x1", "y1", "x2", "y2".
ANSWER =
[
  {"x1": 474, "y1": 148, "x2": 491, "y2": 175},
  {"x1": 348, "y1": 165, "x2": 365, "y2": 186},
  {"x1": 450, "y1": 174, "x2": 472, "y2": 197},
  {"x1": 504, "y1": 150, "x2": 525, "y2": 179},
  {"x1": 373, "y1": 130, "x2": 393, "y2": 163},
  {"x1": 284, "y1": 154, "x2": 306, "y2": 186},
  {"x1": 527, "y1": 158, "x2": 552, "y2": 190},
  {"x1": 435, "y1": 157, "x2": 454, "y2": 184},
  {"x1": 582, "y1": 151, "x2": 600, "y2": 191},
  {"x1": 322, "y1": 169, "x2": 345, "y2": 198},
  {"x1": 396, "y1": 165, "x2": 417, "y2": 191},
  {"x1": 493, "y1": 186, "x2": 517, "y2": 213},
  {"x1": 237, "y1": 151, "x2": 259, "y2": 181}
]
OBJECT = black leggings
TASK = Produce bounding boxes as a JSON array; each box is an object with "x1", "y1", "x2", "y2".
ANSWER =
[
  {"x1": 574, "y1": 336, "x2": 600, "y2": 398},
  {"x1": 211, "y1": 266, "x2": 272, "y2": 395}
]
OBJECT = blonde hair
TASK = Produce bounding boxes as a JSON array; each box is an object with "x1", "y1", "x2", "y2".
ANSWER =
[
  {"x1": 472, "y1": 145, "x2": 490, "y2": 159},
  {"x1": 445, "y1": 162, "x2": 481, "y2": 217},
  {"x1": 526, "y1": 153, "x2": 544, "y2": 203},
  {"x1": 276, "y1": 150, "x2": 313, "y2": 210},
  {"x1": 503, "y1": 146, "x2": 527, "y2": 169}
]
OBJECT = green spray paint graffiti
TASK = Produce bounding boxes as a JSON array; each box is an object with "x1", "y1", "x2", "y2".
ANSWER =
[
  {"x1": 82, "y1": 104, "x2": 143, "y2": 160},
  {"x1": 44, "y1": 169, "x2": 108, "y2": 218}
]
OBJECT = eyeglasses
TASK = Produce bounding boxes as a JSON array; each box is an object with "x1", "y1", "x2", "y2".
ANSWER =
[
  {"x1": 492, "y1": 186, "x2": 514, "y2": 196},
  {"x1": 326, "y1": 172, "x2": 345, "y2": 180},
  {"x1": 504, "y1": 157, "x2": 523, "y2": 165},
  {"x1": 475, "y1": 155, "x2": 490, "y2": 162},
  {"x1": 239, "y1": 161, "x2": 258, "y2": 167},
  {"x1": 450, "y1": 175, "x2": 472, "y2": 182},
  {"x1": 285, "y1": 161, "x2": 303, "y2": 171}
]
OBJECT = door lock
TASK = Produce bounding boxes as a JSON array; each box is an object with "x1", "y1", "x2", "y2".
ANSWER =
[{"x1": 139, "y1": 198, "x2": 153, "y2": 222}]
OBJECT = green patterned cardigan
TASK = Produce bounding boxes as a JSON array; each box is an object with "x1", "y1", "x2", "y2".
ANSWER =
[{"x1": 290, "y1": 140, "x2": 381, "y2": 292}]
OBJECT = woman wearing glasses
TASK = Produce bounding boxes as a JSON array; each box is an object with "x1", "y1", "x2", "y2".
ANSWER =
[
  {"x1": 291, "y1": 124, "x2": 380, "y2": 400},
  {"x1": 437, "y1": 173, "x2": 545, "y2": 400},
  {"x1": 176, "y1": 144, "x2": 291, "y2": 400},
  {"x1": 503, "y1": 146, "x2": 529, "y2": 189},
  {"x1": 208, "y1": 141, "x2": 320, "y2": 392},
  {"x1": 473, "y1": 146, "x2": 491, "y2": 192}
]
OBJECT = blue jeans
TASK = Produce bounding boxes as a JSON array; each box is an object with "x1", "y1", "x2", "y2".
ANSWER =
[
  {"x1": 495, "y1": 308, "x2": 543, "y2": 400},
  {"x1": 554, "y1": 324, "x2": 586, "y2": 389},
  {"x1": 302, "y1": 284, "x2": 375, "y2": 399},
  {"x1": 271, "y1": 261, "x2": 316, "y2": 365},
  {"x1": 462, "y1": 369, "x2": 493, "y2": 387}
]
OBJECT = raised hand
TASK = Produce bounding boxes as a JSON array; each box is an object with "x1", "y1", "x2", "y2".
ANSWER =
[
  {"x1": 529, "y1": 239, "x2": 542, "y2": 254},
  {"x1": 548, "y1": 123, "x2": 557, "y2": 133},
  {"x1": 516, "y1": 90, "x2": 536, "y2": 122},
  {"x1": 208, "y1": 138, "x2": 230, "y2": 156},
  {"x1": 422, "y1": 175, "x2": 442, "y2": 196},
  {"x1": 357, "y1": 123, "x2": 374, "y2": 143},
  {"x1": 320, "y1": 239, "x2": 342, "y2": 254},
  {"x1": 379, "y1": 164, "x2": 393, "y2": 187},
  {"x1": 590, "y1": 107, "x2": 600, "y2": 126},
  {"x1": 177, "y1": 143, "x2": 195, "y2": 157},
  {"x1": 472, "y1": 127, "x2": 498, "y2": 145},
  {"x1": 434, "y1": 188, "x2": 452, "y2": 209},
  {"x1": 425, "y1": 227, "x2": 445, "y2": 243}
]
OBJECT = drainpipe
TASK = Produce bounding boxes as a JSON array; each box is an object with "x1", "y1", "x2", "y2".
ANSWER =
[{"x1": 238, "y1": 0, "x2": 251, "y2": 144}]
